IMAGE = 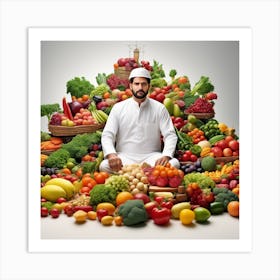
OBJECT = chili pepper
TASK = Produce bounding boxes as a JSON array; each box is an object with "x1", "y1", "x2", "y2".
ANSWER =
[
  {"x1": 62, "y1": 97, "x2": 74, "y2": 120},
  {"x1": 73, "y1": 205, "x2": 93, "y2": 213}
]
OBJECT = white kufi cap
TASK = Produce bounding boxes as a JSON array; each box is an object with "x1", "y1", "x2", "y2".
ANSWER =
[{"x1": 129, "y1": 67, "x2": 151, "y2": 80}]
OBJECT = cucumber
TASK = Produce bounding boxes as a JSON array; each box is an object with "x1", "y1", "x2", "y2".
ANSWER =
[{"x1": 208, "y1": 134, "x2": 225, "y2": 145}]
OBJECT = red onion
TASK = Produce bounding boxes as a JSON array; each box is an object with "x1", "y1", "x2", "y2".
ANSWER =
[{"x1": 68, "y1": 101, "x2": 83, "y2": 115}]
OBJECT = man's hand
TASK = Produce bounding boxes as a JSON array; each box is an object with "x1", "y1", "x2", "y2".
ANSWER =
[
  {"x1": 155, "y1": 156, "x2": 171, "y2": 166},
  {"x1": 107, "y1": 154, "x2": 123, "y2": 172}
]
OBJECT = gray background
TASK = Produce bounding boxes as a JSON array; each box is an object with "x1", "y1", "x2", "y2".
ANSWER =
[{"x1": 41, "y1": 41, "x2": 239, "y2": 135}]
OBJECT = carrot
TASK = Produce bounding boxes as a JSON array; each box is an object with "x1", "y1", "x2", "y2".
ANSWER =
[
  {"x1": 43, "y1": 143, "x2": 61, "y2": 150},
  {"x1": 41, "y1": 141, "x2": 52, "y2": 149},
  {"x1": 50, "y1": 137, "x2": 63, "y2": 145}
]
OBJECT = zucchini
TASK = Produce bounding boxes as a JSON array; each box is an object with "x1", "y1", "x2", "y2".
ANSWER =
[{"x1": 208, "y1": 134, "x2": 225, "y2": 145}]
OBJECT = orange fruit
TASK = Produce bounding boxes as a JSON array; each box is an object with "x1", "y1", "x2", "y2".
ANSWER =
[
  {"x1": 227, "y1": 201, "x2": 239, "y2": 217},
  {"x1": 116, "y1": 191, "x2": 134, "y2": 206}
]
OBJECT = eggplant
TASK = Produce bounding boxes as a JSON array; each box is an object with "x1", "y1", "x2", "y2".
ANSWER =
[{"x1": 92, "y1": 95, "x2": 102, "y2": 103}]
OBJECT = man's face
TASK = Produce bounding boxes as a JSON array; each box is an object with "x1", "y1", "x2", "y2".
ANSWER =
[{"x1": 130, "y1": 77, "x2": 150, "y2": 100}]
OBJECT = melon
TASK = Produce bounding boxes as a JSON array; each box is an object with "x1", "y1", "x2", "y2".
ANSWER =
[{"x1": 201, "y1": 156, "x2": 217, "y2": 171}]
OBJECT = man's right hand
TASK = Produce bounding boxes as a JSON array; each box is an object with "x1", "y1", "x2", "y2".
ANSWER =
[{"x1": 107, "y1": 154, "x2": 123, "y2": 172}]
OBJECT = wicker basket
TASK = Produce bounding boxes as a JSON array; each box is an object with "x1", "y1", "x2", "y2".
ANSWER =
[
  {"x1": 41, "y1": 149, "x2": 57, "y2": 155},
  {"x1": 188, "y1": 112, "x2": 215, "y2": 119},
  {"x1": 114, "y1": 67, "x2": 131, "y2": 80},
  {"x1": 48, "y1": 123, "x2": 105, "y2": 137},
  {"x1": 214, "y1": 156, "x2": 239, "y2": 164},
  {"x1": 180, "y1": 156, "x2": 239, "y2": 166}
]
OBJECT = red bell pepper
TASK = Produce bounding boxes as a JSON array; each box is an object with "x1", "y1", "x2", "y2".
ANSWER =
[
  {"x1": 151, "y1": 207, "x2": 171, "y2": 225},
  {"x1": 96, "y1": 209, "x2": 108, "y2": 221}
]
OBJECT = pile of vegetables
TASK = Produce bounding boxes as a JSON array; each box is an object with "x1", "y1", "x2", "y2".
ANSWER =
[{"x1": 40, "y1": 55, "x2": 241, "y2": 229}]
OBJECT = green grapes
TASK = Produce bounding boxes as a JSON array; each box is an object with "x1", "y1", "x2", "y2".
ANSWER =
[{"x1": 105, "y1": 175, "x2": 129, "y2": 193}]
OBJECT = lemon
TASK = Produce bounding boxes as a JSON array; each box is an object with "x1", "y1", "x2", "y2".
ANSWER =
[{"x1": 179, "y1": 209, "x2": 195, "y2": 225}]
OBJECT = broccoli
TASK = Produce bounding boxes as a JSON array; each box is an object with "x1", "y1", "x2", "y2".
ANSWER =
[
  {"x1": 44, "y1": 148, "x2": 70, "y2": 169},
  {"x1": 190, "y1": 76, "x2": 214, "y2": 96},
  {"x1": 213, "y1": 187, "x2": 239, "y2": 210},
  {"x1": 151, "y1": 60, "x2": 165, "y2": 79},
  {"x1": 117, "y1": 199, "x2": 148, "y2": 226},
  {"x1": 62, "y1": 132, "x2": 101, "y2": 160},
  {"x1": 41, "y1": 103, "x2": 61, "y2": 121},
  {"x1": 66, "y1": 77, "x2": 94, "y2": 98},
  {"x1": 169, "y1": 69, "x2": 177, "y2": 81},
  {"x1": 89, "y1": 184, "x2": 118, "y2": 206},
  {"x1": 81, "y1": 161, "x2": 97, "y2": 174}
]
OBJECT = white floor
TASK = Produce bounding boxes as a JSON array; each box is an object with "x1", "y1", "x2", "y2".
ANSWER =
[{"x1": 41, "y1": 212, "x2": 239, "y2": 240}]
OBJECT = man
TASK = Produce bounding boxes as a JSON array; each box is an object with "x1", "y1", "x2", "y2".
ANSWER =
[{"x1": 99, "y1": 67, "x2": 180, "y2": 173}]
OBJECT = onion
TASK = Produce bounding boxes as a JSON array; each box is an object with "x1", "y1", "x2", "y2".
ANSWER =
[
  {"x1": 82, "y1": 99, "x2": 91, "y2": 109},
  {"x1": 68, "y1": 101, "x2": 83, "y2": 115}
]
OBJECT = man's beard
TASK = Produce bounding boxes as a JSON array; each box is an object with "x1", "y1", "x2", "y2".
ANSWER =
[{"x1": 132, "y1": 89, "x2": 149, "y2": 99}]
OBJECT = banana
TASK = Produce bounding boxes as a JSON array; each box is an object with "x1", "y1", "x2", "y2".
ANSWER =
[{"x1": 97, "y1": 110, "x2": 108, "y2": 122}]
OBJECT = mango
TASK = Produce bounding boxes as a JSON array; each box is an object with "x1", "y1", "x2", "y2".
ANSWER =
[
  {"x1": 41, "y1": 185, "x2": 67, "y2": 202},
  {"x1": 173, "y1": 103, "x2": 183, "y2": 117},
  {"x1": 163, "y1": 98, "x2": 174, "y2": 115},
  {"x1": 171, "y1": 202, "x2": 191, "y2": 219},
  {"x1": 45, "y1": 178, "x2": 75, "y2": 199}
]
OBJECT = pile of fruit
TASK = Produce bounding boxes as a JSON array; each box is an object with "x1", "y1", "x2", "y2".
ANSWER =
[{"x1": 40, "y1": 55, "x2": 240, "y2": 229}]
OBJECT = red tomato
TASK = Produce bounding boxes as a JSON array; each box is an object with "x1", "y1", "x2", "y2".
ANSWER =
[
  {"x1": 190, "y1": 154, "x2": 198, "y2": 162},
  {"x1": 211, "y1": 146, "x2": 223, "y2": 157},
  {"x1": 223, "y1": 148, "x2": 233, "y2": 157},
  {"x1": 228, "y1": 140, "x2": 239, "y2": 151},
  {"x1": 224, "y1": 135, "x2": 234, "y2": 143},
  {"x1": 215, "y1": 140, "x2": 229, "y2": 150}
]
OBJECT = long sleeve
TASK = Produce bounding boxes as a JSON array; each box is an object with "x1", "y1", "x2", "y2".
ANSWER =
[{"x1": 101, "y1": 106, "x2": 119, "y2": 158}]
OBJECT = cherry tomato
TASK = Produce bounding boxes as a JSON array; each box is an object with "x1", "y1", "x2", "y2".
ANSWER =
[
  {"x1": 56, "y1": 197, "x2": 67, "y2": 204},
  {"x1": 50, "y1": 208, "x2": 60, "y2": 218},
  {"x1": 64, "y1": 205, "x2": 74, "y2": 217},
  {"x1": 41, "y1": 207, "x2": 49, "y2": 217}
]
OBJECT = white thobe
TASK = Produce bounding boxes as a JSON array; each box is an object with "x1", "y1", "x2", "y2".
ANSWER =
[{"x1": 100, "y1": 97, "x2": 179, "y2": 172}]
